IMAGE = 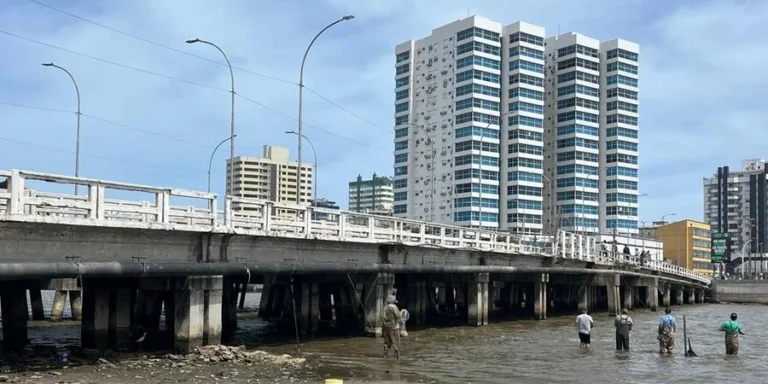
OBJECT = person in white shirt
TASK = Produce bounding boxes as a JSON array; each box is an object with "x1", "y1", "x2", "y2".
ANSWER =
[{"x1": 575, "y1": 308, "x2": 594, "y2": 349}]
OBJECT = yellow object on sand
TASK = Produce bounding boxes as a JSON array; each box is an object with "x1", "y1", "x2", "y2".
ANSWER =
[{"x1": 325, "y1": 379, "x2": 344, "y2": 384}]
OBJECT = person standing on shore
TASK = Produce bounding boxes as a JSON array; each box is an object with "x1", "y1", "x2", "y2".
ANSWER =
[
  {"x1": 658, "y1": 307, "x2": 676, "y2": 354},
  {"x1": 575, "y1": 308, "x2": 594, "y2": 349},
  {"x1": 614, "y1": 308, "x2": 633, "y2": 351},
  {"x1": 381, "y1": 295, "x2": 402, "y2": 359},
  {"x1": 720, "y1": 313, "x2": 745, "y2": 355}
]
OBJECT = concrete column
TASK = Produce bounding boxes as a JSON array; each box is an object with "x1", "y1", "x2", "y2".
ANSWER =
[
  {"x1": 29, "y1": 287, "x2": 46, "y2": 321},
  {"x1": 687, "y1": 289, "x2": 695, "y2": 305},
  {"x1": 578, "y1": 285, "x2": 591, "y2": 312},
  {"x1": 299, "y1": 282, "x2": 320, "y2": 335},
  {"x1": 50, "y1": 291, "x2": 68, "y2": 321},
  {"x1": 172, "y1": 276, "x2": 223, "y2": 353},
  {"x1": 606, "y1": 275, "x2": 620, "y2": 316},
  {"x1": 258, "y1": 284, "x2": 273, "y2": 318},
  {"x1": 238, "y1": 282, "x2": 247, "y2": 310},
  {"x1": 445, "y1": 284, "x2": 456, "y2": 313},
  {"x1": 113, "y1": 289, "x2": 132, "y2": 350},
  {"x1": 675, "y1": 288, "x2": 684, "y2": 306},
  {"x1": 221, "y1": 278, "x2": 238, "y2": 342},
  {"x1": 468, "y1": 273, "x2": 489, "y2": 326},
  {"x1": 623, "y1": 287, "x2": 634, "y2": 311},
  {"x1": 662, "y1": 284, "x2": 671, "y2": 308},
  {"x1": 81, "y1": 286, "x2": 110, "y2": 350},
  {"x1": 698, "y1": 289, "x2": 706, "y2": 303},
  {"x1": 318, "y1": 284, "x2": 333, "y2": 324},
  {"x1": 534, "y1": 273, "x2": 549, "y2": 320},
  {"x1": 407, "y1": 280, "x2": 428, "y2": 326},
  {"x1": 69, "y1": 291, "x2": 83, "y2": 321},
  {"x1": 363, "y1": 273, "x2": 393, "y2": 336},
  {"x1": 647, "y1": 280, "x2": 659, "y2": 312},
  {"x1": 0, "y1": 284, "x2": 29, "y2": 350}
]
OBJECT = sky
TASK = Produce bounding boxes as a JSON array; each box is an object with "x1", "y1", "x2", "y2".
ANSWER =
[{"x1": 1, "y1": 0, "x2": 767, "y2": 224}]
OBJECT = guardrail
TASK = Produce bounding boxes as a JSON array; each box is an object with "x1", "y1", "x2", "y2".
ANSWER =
[{"x1": 0, "y1": 169, "x2": 711, "y2": 284}]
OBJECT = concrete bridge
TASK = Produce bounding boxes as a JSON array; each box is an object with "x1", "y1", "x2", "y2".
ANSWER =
[{"x1": 0, "y1": 170, "x2": 711, "y2": 352}]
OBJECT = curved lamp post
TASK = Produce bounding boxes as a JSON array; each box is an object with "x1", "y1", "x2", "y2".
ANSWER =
[
  {"x1": 297, "y1": 15, "x2": 355, "y2": 204},
  {"x1": 185, "y1": 38, "x2": 236, "y2": 198},
  {"x1": 42, "y1": 63, "x2": 81, "y2": 194},
  {"x1": 285, "y1": 131, "x2": 318, "y2": 204},
  {"x1": 660, "y1": 212, "x2": 676, "y2": 224},
  {"x1": 208, "y1": 135, "x2": 236, "y2": 193}
]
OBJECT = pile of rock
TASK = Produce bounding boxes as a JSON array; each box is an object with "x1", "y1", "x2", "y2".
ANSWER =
[{"x1": 189, "y1": 345, "x2": 306, "y2": 366}]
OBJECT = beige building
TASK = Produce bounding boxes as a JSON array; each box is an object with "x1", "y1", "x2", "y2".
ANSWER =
[{"x1": 226, "y1": 145, "x2": 313, "y2": 206}]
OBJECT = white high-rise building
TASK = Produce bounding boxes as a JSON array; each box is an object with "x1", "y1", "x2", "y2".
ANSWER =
[{"x1": 394, "y1": 16, "x2": 639, "y2": 236}]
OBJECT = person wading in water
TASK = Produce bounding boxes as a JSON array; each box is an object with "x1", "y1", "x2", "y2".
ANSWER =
[
  {"x1": 381, "y1": 295, "x2": 402, "y2": 359},
  {"x1": 720, "y1": 312, "x2": 745, "y2": 355},
  {"x1": 614, "y1": 308, "x2": 633, "y2": 351},
  {"x1": 658, "y1": 307, "x2": 676, "y2": 354}
]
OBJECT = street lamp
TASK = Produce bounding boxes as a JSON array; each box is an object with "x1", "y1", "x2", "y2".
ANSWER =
[
  {"x1": 285, "y1": 131, "x2": 318, "y2": 205},
  {"x1": 297, "y1": 15, "x2": 355, "y2": 205},
  {"x1": 660, "y1": 212, "x2": 676, "y2": 224},
  {"x1": 42, "y1": 62, "x2": 81, "y2": 194},
  {"x1": 185, "y1": 38, "x2": 236, "y2": 199},
  {"x1": 208, "y1": 135, "x2": 236, "y2": 193}
]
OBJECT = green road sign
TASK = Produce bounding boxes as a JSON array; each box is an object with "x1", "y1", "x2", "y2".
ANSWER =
[{"x1": 711, "y1": 232, "x2": 729, "y2": 263}]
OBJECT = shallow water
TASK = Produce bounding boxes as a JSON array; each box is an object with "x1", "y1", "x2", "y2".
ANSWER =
[{"x1": 21, "y1": 293, "x2": 767, "y2": 383}]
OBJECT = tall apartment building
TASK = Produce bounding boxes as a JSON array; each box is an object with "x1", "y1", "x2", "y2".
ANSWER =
[
  {"x1": 703, "y1": 158, "x2": 768, "y2": 255},
  {"x1": 226, "y1": 145, "x2": 313, "y2": 205},
  {"x1": 393, "y1": 15, "x2": 639, "y2": 236},
  {"x1": 544, "y1": 33, "x2": 640, "y2": 236},
  {"x1": 348, "y1": 173, "x2": 394, "y2": 214}
]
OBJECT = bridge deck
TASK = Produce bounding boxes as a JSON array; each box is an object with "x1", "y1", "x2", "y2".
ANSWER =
[{"x1": 0, "y1": 169, "x2": 710, "y2": 285}]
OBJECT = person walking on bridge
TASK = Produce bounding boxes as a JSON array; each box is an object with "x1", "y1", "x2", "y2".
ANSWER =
[
  {"x1": 658, "y1": 307, "x2": 676, "y2": 354},
  {"x1": 720, "y1": 313, "x2": 745, "y2": 355},
  {"x1": 381, "y1": 295, "x2": 402, "y2": 359},
  {"x1": 614, "y1": 308, "x2": 633, "y2": 351}
]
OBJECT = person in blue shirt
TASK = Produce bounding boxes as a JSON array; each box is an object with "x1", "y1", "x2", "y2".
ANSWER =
[
  {"x1": 720, "y1": 313, "x2": 745, "y2": 355},
  {"x1": 658, "y1": 307, "x2": 676, "y2": 354}
]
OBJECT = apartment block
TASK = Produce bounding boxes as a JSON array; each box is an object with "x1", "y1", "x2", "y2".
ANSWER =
[
  {"x1": 703, "y1": 158, "x2": 768, "y2": 255},
  {"x1": 226, "y1": 145, "x2": 313, "y2": 205},
  {"x1": 393, "y1": 15, "x2": 639, "y2": 236},
  {"x1": 348, "y1": 173, "x2": 394, "y2": 214}
]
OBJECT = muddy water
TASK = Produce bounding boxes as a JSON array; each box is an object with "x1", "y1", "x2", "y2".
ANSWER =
[{"x1": 23, "y1": 292, "x2": 768, "y2": 383}]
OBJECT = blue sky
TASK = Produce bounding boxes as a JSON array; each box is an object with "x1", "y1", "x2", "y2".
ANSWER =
[{"x1": 1, "y1": 0, "x2": 766, "y2": 224}]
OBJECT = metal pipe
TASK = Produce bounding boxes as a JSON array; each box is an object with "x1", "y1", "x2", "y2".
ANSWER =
[
  {"x1": 0, "y1": 261, "x2": 708, "y2": 287},
  {"x1": 297, "y1": 15, "x2": 354, "y2": 204},
  {"x1": 185, "y1": 38, "x2": 236, "y2": 200},
  {"x1": 42, "y1": 63, "x2": 81, "y2": 195}
]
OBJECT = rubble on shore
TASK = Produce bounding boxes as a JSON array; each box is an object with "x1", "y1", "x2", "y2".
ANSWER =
[{"x1": 0, "y1": 345, "x2": 313, "y2": 383}]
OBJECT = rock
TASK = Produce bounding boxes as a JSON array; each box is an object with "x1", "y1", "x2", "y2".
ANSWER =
[
  {"x1": 0, "y1": 375, "x2": 7, "y2": 382},
  {"x1": 97, "y1": 358, "x2": 110, "y2": 365},
  {"x1": 48, "y1": 371, "x2": 63, "y2": 376}
]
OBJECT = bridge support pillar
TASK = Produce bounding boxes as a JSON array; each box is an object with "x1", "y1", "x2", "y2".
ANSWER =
[
  {"x1": 578, "y1": 285, "x2": 591, "y2": 312},
  {"x1": 468, "y1": 273, "x2": 489, "y2": 326},
  {"x1": 0, "y1": 283, "x2": 29, "y2": 350},
  {"x1": 606, "y1": 275, "x2": 620, "y2": 316},
  {"x1": 662, "y1": 284, "x2": 671, "y2": 308},
  {"x1": 674, "y1": 288, "x2": 684, "y2": 306},
  {"x1": 48, "y1": 278, "x2": 81, "y2": 321},
  {"x1": 172, "y1": 276, "x2": 222, "y2": 353},
  {"x1": 697, "y1": 289, "x2": 706, "y2": 303},
  {"x1": 298, "y1": 282, "x2": 320, "y2": 335},
  {"x1": 647, "y1": 279, "x2": 658, "y2": 312},
  {"x1": 533, "y1": 273, "x2": 548, "y2": 320},
  {"x1": 29, "y1": 286, "x2": 45, "y2": 321},
  {"x1": 445, "y1": 284, "x2": 456, "y2": 313},
  {"x1": 687, "y1": 289, "x2": 695, "y2": 305},
  {"x1": 623, "y1": 286, "x2": 634, "y2": 311},
  {"x1": 81, "y1": 281, "x2": 132, "y2": 351},
  {"x1": 406, "y1": 279, "x2": 429, "y2": 326},
  {"x1": 364, "y1": 273, "x2": 394, "y2": 336},
  {"x1": 221, "y1": 277, "x2": 239, "y2": 343}
]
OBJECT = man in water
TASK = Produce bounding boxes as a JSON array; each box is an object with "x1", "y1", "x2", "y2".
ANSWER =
[
  {"x1": 720, "y1": 312, "x2": 745, "y2": 355},
  {"x1": 575, "y1": 308, "x2": 594, "y2": 349},
  {"x1": 614, "y1": 308, "x2": 633, "y2": 351},
  {"x1": 381, "y1": 295, "x2": 402, "y2": 358},
  {"x1": 658, "y1": 307, "x2": 676, "y2": 354}
]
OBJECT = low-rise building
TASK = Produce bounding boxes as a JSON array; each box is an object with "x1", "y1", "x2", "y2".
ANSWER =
[
  {"x1": 348, "y1": 173, "x2": 394, "y2": 215},
  {"x1": 642, "y1": 219, "x2": 713, "y2": 276}
]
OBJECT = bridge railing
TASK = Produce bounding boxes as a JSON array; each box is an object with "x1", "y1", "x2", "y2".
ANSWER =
[
  {"x1": 0, "y1": 170, "x2": 218, "y2": 229},
  {"x1": 0, "y1": 169, "x2": 711, "y2": 284}
]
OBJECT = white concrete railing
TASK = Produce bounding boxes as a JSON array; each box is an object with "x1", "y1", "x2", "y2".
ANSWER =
[{"x1": 0, "y1": 169, "x2": 711, "y2": 285}]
